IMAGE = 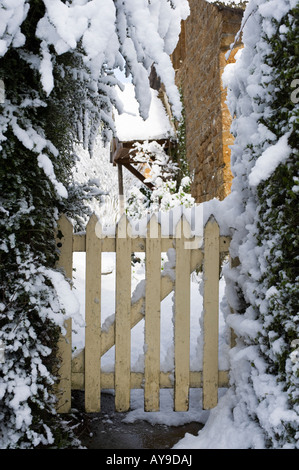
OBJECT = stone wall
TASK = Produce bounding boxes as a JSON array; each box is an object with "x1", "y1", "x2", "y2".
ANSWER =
[{"x1": 173, "y1": 0, "x2": 243, "y2": 203}]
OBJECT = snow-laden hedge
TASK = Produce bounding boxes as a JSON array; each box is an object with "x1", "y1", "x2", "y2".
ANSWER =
[
  {"x1": 223, "y1": 0, "x2": 299, "y2": 448},
  {"x1": 0, "y1": 0, "x2": 189, "y2": 449},
  {"x1": 175, "y1": 0, "x2": 298, "y2": 450}
]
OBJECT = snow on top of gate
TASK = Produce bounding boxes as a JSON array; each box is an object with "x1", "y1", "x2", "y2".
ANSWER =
[{"x1": 98, "y1": 196, "x2": 234, "y2": 240}]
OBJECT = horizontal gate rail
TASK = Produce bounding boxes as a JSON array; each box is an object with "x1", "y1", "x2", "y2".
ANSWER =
[{"x1": 55, "y1": 213, "x2": 231, "y2": 414}]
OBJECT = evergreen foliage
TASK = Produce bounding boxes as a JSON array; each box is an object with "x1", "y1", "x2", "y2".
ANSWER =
[
  {"x1": 224, "y1": 0, "x2": 299, "y2": 448},
  {"x1": 0, "y1": 0, "x2": 189, "y2": 448},
  {"x1": 0, "y1": 0, "x2": 83, "y2": 448},
  {"x1": 254, "y1": 7, "x2": 299, "y2": 445}
]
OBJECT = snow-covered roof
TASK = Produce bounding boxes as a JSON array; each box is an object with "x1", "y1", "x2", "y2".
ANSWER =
[{"x1": 114, "y1": 83, "x2": 175, "y2": 142}]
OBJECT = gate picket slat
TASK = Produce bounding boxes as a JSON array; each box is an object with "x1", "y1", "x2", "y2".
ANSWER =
[
  {"x1": 115, "y1": 215, "x2": 131, "y2": 412},
  {"x1": 174, "y1": 216, "x2": 191, "y2": 411},
  {"x1": 202, "y1": 216, "x2": 220, "y2": 409},
  {"x1": 85, "y1": 214, "x2": 102, "y2": 412},
  {"x1": 144, "y1": 215, "x2": 161, "y2": 411},
  {"x1": 56, "y1": 215, "x2": 73, "y2": 413}
]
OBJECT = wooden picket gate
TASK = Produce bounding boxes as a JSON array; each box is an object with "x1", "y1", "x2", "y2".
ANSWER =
[{"x1": 55, "y1": 212, "x2": 232, "y2": 414}]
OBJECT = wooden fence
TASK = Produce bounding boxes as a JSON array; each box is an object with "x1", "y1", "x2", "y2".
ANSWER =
[{"x1": 55, "y1": 213, "x2": 231, "y2": 414}]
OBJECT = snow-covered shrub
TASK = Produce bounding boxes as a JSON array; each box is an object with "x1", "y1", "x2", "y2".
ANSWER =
[
  {"x1": 222, "y1": 0, "x2": 299, "y2": 448},
  {"x1": 131, "y1": 140, "x2": 179, "y2": 185},
  {"x1": 126, "y1": 175, "x2": 194, "y2": 219},
  {"x1": 126, "y1": 95, "x2": 193, "y2": 219},
  {"x1": 150, "y1": 176, "x2": 194, "y2": 212},
  {"x1": 0, "y1": 0, "x2": 189, "y2": 448}
]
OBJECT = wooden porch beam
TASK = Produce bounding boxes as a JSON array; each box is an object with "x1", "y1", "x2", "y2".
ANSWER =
[{"x1": 122, "y1": 162, "x2": 154, "y2": 190}]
